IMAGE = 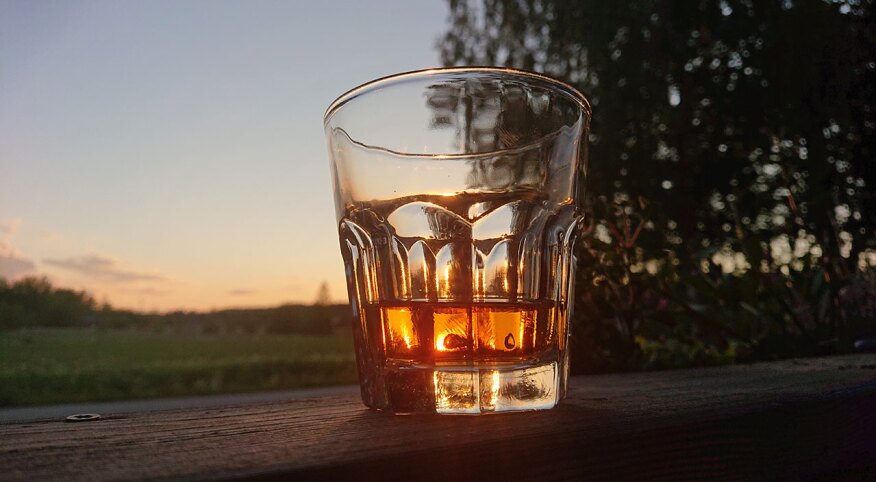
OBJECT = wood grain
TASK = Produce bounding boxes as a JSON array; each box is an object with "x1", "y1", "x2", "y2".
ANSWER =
[{"x1": 2, "y1": 355, "x2": 876, "y2": 481}]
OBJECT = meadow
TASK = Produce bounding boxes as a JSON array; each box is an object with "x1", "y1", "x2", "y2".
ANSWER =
[{"x1": 0, "y1": 328, "x2": 357, "y2": 406}]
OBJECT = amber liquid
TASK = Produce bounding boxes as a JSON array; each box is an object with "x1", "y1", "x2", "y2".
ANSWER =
[
  {"x1": 339, "y1": 191, "x2": 579, "y2": 413},
  {"x1": 353, "y1": 300, "x2": 563, "y2": 413},
  {"x1": 378, "y1": 301, "x2": 558, "y2": 364}
]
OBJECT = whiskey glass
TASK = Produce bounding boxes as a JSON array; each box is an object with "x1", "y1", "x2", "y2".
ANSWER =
[{"x1": 324, "y1": 67, "x2": 591, "y2": 414}]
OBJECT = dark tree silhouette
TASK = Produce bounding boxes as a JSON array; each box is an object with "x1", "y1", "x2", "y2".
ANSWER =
[
  {"x1": 438, "y1": 0, "x2": 875, "y2": 371},
  {"x1": 315, "y1": 282, "x2": 332, "y2": 306},
  {"x1": 0, "y1": 276, "x2": 96, "y2": 329}
]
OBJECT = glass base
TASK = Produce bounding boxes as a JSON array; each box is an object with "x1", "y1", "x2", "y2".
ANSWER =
[{"x1": 369, "y1": 360, "x2": 561, "y2": 414}]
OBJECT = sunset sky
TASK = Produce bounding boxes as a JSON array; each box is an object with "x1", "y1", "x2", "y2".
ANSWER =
[{"x1": 0, "y1": 0, "x2": 447, "y2": 311}]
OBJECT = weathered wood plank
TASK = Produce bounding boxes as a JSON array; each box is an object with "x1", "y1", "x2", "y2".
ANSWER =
[{"x1": 2, "y1": 355, "x2": 875, "y2": 481}]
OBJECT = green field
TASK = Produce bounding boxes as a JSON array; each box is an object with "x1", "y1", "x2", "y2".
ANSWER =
[{"x1": 0, "y1": 328, "x2": 358, "y2": 406}]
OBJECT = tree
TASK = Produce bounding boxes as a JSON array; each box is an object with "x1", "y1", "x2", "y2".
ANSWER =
[
  {"x1": 0, "y1": 276, "x2": 96, "y2": 329},
  {"x1": 438, "y1": 0, "x2": 876, "y2": 371},
  {"x1": 314, "y1": 282, "x2": 332, "y2": 306}
]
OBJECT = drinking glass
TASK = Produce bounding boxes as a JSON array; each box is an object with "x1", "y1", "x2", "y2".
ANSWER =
[{"x1": 324, "y1": 67, "x2": 591, "y2": 414}]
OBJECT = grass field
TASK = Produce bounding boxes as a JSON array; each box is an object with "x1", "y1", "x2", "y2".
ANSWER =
[{"x1": 0, "y1": 328, "x2": 358, "y2": 406}]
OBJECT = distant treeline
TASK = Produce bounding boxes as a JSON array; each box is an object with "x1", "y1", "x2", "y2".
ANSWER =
[{"x1": 0, "y1": 277, "x2": 352, "y2": 335}]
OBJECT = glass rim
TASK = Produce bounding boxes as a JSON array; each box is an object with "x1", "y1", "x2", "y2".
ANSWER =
[{"x1": 323, "y1": 66, "x2": 592, "y2": 127}]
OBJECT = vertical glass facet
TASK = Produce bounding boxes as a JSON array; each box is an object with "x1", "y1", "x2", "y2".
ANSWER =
[{"x1": 325, "y1": 68, "x2": 591, "y2": 414}]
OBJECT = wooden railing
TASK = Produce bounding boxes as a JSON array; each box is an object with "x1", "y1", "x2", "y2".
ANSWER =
[{"x1": 2, "y1": 354, "x2": 876, "y2": 481}]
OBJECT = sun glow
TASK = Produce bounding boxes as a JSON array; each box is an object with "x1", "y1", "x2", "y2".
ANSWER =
[
  {"x1": 433, "y1": 307, "x2": 470, "y2": 353},
  {"x1": 382, "y1": 307, "x2": 416, "y2": 354},
  {"x1": 435, "y1": 332, "x2": 449, "y2": 351}
]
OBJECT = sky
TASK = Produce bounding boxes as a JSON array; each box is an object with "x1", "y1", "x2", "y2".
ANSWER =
[{"x1": 0, "y1": 0, "x2": 448, "y2": 311}]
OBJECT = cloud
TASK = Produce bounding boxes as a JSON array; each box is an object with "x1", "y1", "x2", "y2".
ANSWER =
[
  {"x1": 0, "y1": 219, "x2": 35, "y2": 280},
  {"x1": 0, "y1": 253, "x2": 36, "y2": 280},
  {"x1": 43, "y1": 255, "x2": 166, "y2": 283},
  {"x1": 227, "y1": 289, "x2": 255, "y2": 296},
  {"x1": 0, "y1": 219, "x2": 19, "y2": 239}
]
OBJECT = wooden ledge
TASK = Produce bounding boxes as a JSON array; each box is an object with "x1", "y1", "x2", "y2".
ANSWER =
[{"x1": 3, "y1": 355, "x2": 876, "y2": 481}]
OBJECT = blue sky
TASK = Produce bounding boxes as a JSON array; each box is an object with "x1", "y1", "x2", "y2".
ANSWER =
[{"x1": 0, "y1": 0, "x2": 448, "y2": 310}]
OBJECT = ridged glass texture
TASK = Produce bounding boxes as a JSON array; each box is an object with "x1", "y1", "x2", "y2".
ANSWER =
[{"x1": 325, "y1": 68, "x2": 591, "y2": 414}]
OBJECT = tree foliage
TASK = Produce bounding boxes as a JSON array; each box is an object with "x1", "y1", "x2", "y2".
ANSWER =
[
  {"x1": 0, "y1": 277, "x2": 350, "y2": 336},
  {"x1": 438, "y1": 0, "x2": 876, "y2": 371},
  {"x1": 0, "y1": 277, "x2": 96, "y2": 330}
]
